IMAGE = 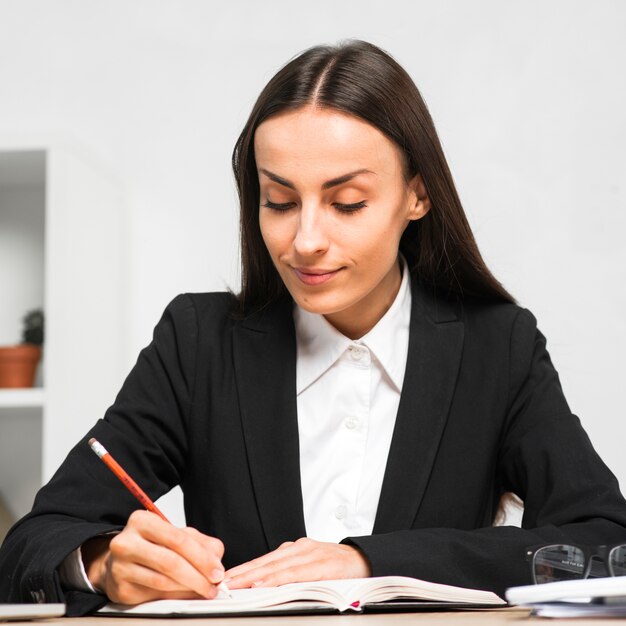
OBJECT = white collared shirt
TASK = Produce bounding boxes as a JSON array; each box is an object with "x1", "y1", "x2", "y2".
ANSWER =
[{"x1": 294, "y1": 258, "x2": 411, "y2": 542}]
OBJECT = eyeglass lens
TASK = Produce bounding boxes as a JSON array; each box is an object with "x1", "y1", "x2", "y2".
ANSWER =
[
  {"x1": 533, "y1": 545, "x2": 585, "y2": 584},
  {"x1": 609, "y1": 545, "x2": 626, "y2": 576}
]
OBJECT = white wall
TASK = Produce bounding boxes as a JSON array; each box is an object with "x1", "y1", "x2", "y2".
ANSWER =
[{"x1": 0, "y1": 0, "x2": 624, "y2": 524}]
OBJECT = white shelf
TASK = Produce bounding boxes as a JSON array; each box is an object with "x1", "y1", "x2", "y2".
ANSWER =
[
  {"x1": 0, "y1": 143, "x2": 125, "y2": 529},
  {"x1": 0, "y1": 388, "x2": 45, "y2": 409}
]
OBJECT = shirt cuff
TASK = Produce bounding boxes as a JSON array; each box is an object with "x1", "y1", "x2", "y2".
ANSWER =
[{"x1": 58, "y1": 546, "x2": 99, "y2": 593}]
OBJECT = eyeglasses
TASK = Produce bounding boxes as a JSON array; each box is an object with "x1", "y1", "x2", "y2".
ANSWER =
[{"x1": 526, "y1": 544, "x2": 626, "y2": 584}]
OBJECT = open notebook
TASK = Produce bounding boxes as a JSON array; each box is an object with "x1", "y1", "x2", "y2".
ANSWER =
[{"x1": 98, "y1": 576, "x2": 505, "y2": 616}]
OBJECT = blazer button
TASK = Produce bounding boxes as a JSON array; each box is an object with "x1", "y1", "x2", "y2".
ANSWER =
[{"x1": 30, "y1": 589, "x2": 46, "y2": 603}]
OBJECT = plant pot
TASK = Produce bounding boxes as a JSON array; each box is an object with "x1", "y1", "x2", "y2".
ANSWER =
[{"x1": 0, "y1": 345, "x2": 42, "y2": 388}]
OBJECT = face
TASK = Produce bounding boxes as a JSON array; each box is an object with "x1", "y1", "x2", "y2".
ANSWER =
[{"x1": 255, "y1": 106, "x2": 430, "y2": 339}]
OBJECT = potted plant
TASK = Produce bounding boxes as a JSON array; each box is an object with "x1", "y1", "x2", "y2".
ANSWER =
[{"x1": 0, "y1": 309, "x2": 44, "y2": 388}]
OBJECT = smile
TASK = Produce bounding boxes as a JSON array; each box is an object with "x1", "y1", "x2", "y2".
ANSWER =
[{"x1": 292, "y1": 267, "x2": 343, "y2": 286}]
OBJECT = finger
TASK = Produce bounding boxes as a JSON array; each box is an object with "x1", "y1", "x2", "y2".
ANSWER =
[
  {"x1": 167, "y1": 528, "x2": 225, "y2": 582},
  {"x1": 225, "y1": 547, "x2": 295, "y2": 580},
  {"x1": 130, "y1": 512, "x2": 225, "y2": 571},
  {"x1": 117, "y1": 559, "x2": 219, "y2": 597},
  {"x1": 106, "y1": 572, "x2": 208, "y2": 605},
  {"x1": 181, "y1": 527, "x2": 226, "y2": 560},
  {"x1": 127, "y1": 511, "x2": 226, "y2": 583},
  {"x1": 253, "y1": 561, "x2": 333, "y2": 588},
  {"x1": 226, "y1": 550, "x2": 316, "y2": 589}
]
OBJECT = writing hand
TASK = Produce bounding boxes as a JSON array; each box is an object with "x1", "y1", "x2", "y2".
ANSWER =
[
  {"x1": 224, "y1": 537, "x2": 371, "y2": 589},
  {"x1": 82, "y1": 510, "x2": 225, "y2": 604}
]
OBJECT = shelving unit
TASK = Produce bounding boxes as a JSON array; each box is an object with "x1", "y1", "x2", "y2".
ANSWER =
[
  {"x1": 0, "y1": 143, "x2": 126, "y2": 536},
  {"x1": 0, "y1": 388, "x2": 45, "y2": 409}
]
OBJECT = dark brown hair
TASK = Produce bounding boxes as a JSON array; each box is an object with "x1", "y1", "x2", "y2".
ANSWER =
[{"x1": 232, "y1": 39, "x2": 514, "y2": 314}]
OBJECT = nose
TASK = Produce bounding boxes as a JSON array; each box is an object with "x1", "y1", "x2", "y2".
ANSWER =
[{"x1": 293, "y1": 203, "x2": 329, "y2": 257}]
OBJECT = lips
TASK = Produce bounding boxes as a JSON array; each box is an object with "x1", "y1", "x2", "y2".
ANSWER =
[{"x1": 292, "y1": 267, "x2": 343, "y2": 286}]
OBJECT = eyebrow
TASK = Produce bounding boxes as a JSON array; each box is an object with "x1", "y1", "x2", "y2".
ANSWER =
[{"x1": 259, "y1": 168, "x2": 374, "y2": 191}]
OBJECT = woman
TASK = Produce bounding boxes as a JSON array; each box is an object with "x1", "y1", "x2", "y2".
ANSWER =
[{"x1": 1, "y1": 39, "x2": 625, "y2": 615}]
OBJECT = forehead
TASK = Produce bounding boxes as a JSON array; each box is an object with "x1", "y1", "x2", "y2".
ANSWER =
[{"x1": 254, "y1": 106, "x2": 404, "y2": 182}]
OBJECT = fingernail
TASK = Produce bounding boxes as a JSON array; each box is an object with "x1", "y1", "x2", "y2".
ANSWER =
[
  {"x1": 252, "y1": 580, "x2": 265, "y2": 588},
  {"x1": 210, "y1": 568, "x2": 225, "y2": 583},
  {"x1": 222, "y1": 577, "x2": 232, "y2": 584}
]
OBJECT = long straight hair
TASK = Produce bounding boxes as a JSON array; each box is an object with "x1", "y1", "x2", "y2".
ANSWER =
[{"x1": 232, "y1": 40, "x2": 514, "y2": 314}]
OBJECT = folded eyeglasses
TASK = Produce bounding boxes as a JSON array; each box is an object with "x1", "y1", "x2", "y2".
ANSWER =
[{"x1": 526, "y1": 543, "x2": 626, "y2": 584}]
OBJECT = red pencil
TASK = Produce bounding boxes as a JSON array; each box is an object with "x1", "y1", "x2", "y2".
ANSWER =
[{"x1": 88, "y1": 437, "x2": 169, "y2": 521}]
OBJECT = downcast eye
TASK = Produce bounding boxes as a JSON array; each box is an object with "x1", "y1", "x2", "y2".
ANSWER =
[
  {"x1": 333, "y1": 201, "x2": 367, "y2": 213},
  {"x1": 262, "y1": 200, "x2": 295, "y2": 211}
]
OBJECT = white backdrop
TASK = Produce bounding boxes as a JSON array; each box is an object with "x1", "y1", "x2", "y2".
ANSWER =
[{"x1": 0, "y1": 0, "x2": 624, "y2": 524}]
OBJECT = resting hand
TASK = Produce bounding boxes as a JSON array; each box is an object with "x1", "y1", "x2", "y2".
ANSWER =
[
  {"x1": 82, "y1": 510, "x2": 225, "y2": 604},
  {"x1": 224, "y1": 537, "x2": 371, "y2": 589}
]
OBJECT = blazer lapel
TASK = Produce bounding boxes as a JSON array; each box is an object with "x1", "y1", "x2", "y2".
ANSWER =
[
  {"x1": 373, "y1": 282, "x2": 464, "y2": 534},
  {"x1": 232, "y1": 297, "x2": 307, "y2": 550}
]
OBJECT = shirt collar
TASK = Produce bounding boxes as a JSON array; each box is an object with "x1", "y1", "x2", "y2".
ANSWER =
[
  {"x1": 294, "y1": 305, "x2": 352, "y2": 395},
  {"x1": 360, "y1": 255, "x2": 411, "y2": 391},
  {"x1": 294, "y1": 256, "x2": 412, "y2": 394}
]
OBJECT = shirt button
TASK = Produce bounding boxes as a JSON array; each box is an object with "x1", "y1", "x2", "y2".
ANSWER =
[
  {"x1": 348, "y1": 345, "x2": 364, "y2": 361},
  {"x1": 345, "y1": 416, "x2": 359, "y2": 430},
  {"x1": 334, "y1": 505, "x2": 348, "y2": 520}
]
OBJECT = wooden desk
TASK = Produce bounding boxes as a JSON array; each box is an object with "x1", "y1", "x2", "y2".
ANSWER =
[{"x1": 25, "y1": 608, "x2": 618, "y2": 625}]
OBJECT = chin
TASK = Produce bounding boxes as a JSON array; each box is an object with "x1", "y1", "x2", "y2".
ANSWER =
[{"x1": 290, "y1": 290, "x2": 352, "y2": 317}]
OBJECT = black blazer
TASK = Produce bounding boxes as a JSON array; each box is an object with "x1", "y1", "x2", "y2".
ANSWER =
[{"x1": 2, "y1": 282, "x2": 626, "y2": 615}]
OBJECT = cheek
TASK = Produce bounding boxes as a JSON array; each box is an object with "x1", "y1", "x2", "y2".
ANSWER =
[
  {"x1": 259, "y1": 212, "x2": 293, "y2": 259},
  {"x1": 378, "y1": 202, "x2": 410, "y2": 246},
  {"x1": 343, "y1": 206, "x2": 406, "y2": 260}
]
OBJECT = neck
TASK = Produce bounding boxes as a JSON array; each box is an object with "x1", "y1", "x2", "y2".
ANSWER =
[{"x1": 324, "y1": 260, "x2": 402, "y2": 340}]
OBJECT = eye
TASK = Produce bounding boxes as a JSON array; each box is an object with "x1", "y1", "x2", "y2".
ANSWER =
[
  {"x1": 333, "y1": 201, "x2": 367, "y2": 214},
  {"x1": 262, "y1": 199, "x2": 295, "y2": 212}
]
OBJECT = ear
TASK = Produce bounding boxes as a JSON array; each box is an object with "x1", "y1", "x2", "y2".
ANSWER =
[{"x1": 406, "y1": 173, "x2": 431, "y2": 221}]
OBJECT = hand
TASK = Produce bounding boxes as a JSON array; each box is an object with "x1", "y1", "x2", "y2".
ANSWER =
[
  {"x1": 82, "y1": 510, "x2": 226, "y2": 604},
  {"x1": 224, "y1": 537, "x2": 371, "y2": 589}
]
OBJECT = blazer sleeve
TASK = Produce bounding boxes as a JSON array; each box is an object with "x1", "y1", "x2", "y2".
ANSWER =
[
  {"x1": 343, "y1": 308, "x2": 626, "y2": 597},
  {"x1": 0, "y1": 294, "x2": 199, "y2": 615}
]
